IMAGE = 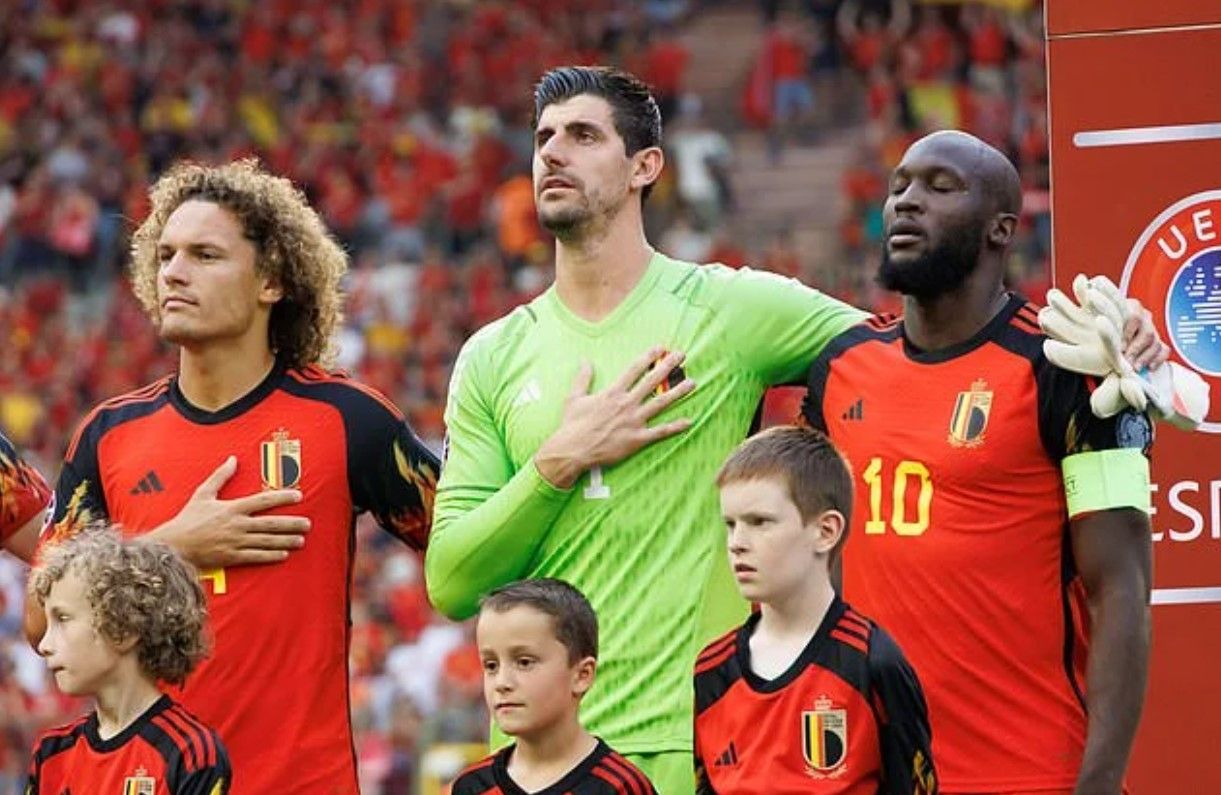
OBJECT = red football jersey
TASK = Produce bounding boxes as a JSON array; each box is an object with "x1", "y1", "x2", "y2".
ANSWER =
[
  {"x1": 694, "y1": 599, "x2": 936, "y2": 794},
  {"x1": 28, "y1": 695, "x2": 230, "y2": 794},
  {"x1": 451, "y1": 739, "x2": 657, "y2": 795},
  {"x1": 803, "y1": 297, "x2": 1152, "y2": 792},
  {"x1": 0, "y1": 430, "x2": 50, "y2": 544},
  {"x1": 48, "y1": 365, "x2": 440, "y2": 795}
]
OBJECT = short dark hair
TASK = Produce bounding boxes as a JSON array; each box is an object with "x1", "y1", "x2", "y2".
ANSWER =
[
  {"x1": 533, "y1": 65, "x2": 663, "y2": 200},
  {"x1": 480, "y1": 578, "x2": 598, "y2": 663},
  {"x1": 716, "y1": 425, "x2": 854, "y2": 563}
]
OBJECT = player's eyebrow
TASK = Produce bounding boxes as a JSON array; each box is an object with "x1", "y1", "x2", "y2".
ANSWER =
[
  {"x1": 535, "y1": 119, "x2": 605, "y2": 145},
  {"x1": 889, "y1": 162, "x2": 969, "y2": 195},
  {"x1": 927, "y1": 164, "x2": 967, "y2": 183},
  {"x1": 731, "y1": 510, "x2": 778, "y2": 523},
  {"x1": 564, "y1": 120, "x2": 603, "y2": 136},
  {"x1": 157, "y1": 239, "x2": 229, "y2": 255}
]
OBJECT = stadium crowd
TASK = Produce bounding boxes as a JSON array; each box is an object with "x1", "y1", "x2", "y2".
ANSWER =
[{"x1": 0, "y1": 0, "x2": 1054, "y2": 792}]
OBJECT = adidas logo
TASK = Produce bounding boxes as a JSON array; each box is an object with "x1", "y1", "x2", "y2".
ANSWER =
[
  {"x1": 513, "y1": 379, "x2": 542, "y2": 408},
  {"x1": 713, "y1": 741, "x2": 739, "y2": 767},
  {"x1": 130, "y1": 471, "x2": 164, "y2": 495},
  {"x1": 841, "y1": 399, "x2": 864, "y2": 421}
]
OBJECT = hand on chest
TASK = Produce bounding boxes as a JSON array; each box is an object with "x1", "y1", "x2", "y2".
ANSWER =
[{"x1": 102, "y1": 420, "x2": 346, "y2": 529}]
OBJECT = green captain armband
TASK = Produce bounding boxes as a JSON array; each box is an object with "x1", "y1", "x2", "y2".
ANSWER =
[{"x1": 1061, "y1": 449, "x2": 1151, "y2": 518}]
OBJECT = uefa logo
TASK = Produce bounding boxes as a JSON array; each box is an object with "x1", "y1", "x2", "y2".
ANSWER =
[{"x1": 1120, "y1": 190, "x2": 1221, "y2": 433}]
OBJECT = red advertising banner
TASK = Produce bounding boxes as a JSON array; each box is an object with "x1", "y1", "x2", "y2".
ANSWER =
[{"x1": 1047, "y1": 5, "x2": 1221, "y2": 791}]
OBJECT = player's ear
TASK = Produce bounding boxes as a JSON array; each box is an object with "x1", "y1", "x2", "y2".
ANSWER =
[
  {"x1": 987, "y1": 212, "x2": 1018, "y2": 249},
  {"x1": 571, "y1": 655, "x2": 597, "y2": 697},
  {"x1": 258, "y1": 273, "x2": 284, "y2": 306},
  {"x1": 630, "y1": 146, "x2": 664, "y2": 195},
  {"x1": 112, "y1": 633, "x2": 139, "y2": 655},
  {"x1": 811, "y1": 509, "x2": 846, "y2": 558}
]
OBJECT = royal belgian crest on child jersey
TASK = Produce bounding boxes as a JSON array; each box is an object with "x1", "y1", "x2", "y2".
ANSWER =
[
  {"x1": 802, "y1": 695, "x2": 848, "y2": 776},
  {"x1": 261, "y1": 429, "x2": 302, "y2": 489},
  {"x1": 122, "y1": 769, "x2": 155, "y2": 795}
]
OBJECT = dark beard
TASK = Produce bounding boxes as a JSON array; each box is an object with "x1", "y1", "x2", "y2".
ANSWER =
[
  {"x1": 877, "y1": 229, "x2": 982, "y2": 300},
  {"x1": 538, "y1": 203, "x2": 591, "y2": 241},
  {"x1": 538, "y1": 192, "x2": 625, "y2": 243}
]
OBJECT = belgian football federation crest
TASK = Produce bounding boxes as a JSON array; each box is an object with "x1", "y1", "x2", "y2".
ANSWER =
[
  {"x1": 802, "y1": 696, "x2": 848, "y2": 774},
  {"x1": 261, "y1": 429, "x2": 302, "y2": 489},
  {"x1": 948, "y1": 379, "x2": 993, "y2": 448},
  {"x1": 1120, "y1": 189, "x2": 1221, "y2": 433},
  {"x1": 123, "y1": 769, "x2": 155, "y2": 795}
]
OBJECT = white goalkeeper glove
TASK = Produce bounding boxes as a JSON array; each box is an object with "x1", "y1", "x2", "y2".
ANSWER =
[{"x1": 1039, "y1": 274, "x2": 1211, "y2": 430}]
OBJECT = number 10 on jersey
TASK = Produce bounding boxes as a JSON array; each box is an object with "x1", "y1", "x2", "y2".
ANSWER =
[{"x1": 862, "y1": 457, "x2": 932, "y2": 536}]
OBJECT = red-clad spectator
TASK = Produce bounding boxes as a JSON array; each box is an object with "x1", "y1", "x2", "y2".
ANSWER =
[
  {"x1": 318, "y1": 168, "x2": 364, "y2": 241},
  {"x1": 0, "y1": 76, "x2": 37, "y2": 124},
  {"x1": 387, "y1": 580, "x2": 433, "y2": 645},
  {"x1": 239, "y1": 6, "x2": 277, "y2": 64},
  {"x1": 642, "y1": 27, "x2": 690, "y2": 119},
  {"x1": 708, "y1": 233, "x2": 750, "y2": 269},
  {"x1": 383, "y1": 161, "x2": 426, "y2": 229},
  {"x1": 907, "y1": 9, "x2": 956, "y2": 80},
  {"x1": 836, "y1": 0, "x2": 911, "y2": 74},
  {"x1": 966, "y1": 6, "x2": 1009, "y2": 69}
]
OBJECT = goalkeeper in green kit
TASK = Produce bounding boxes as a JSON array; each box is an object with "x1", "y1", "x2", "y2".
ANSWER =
[
  {"x1": 426, "y1": 65, "x2": 864, "y2": 792},
  {"x1": 424, "y1": 66, "x2": 1181, "y2": 793}
]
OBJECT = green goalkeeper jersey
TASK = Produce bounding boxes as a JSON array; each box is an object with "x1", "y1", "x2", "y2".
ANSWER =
[{"x1": 427, "y1": 253, "x2": 864, "y2": 754}]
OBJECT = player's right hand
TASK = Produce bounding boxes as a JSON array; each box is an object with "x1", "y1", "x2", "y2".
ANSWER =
[
  {"x1": 535, "y1": 347, "x2": 695, "y2": 489},
  {"x1": 152, "y1": 456, "x2": 311, "y2": 568}
]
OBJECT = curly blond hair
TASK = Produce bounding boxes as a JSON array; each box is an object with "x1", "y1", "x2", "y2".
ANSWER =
[
  {"x1": 129, "y1": 159, "x2": 347, "y2": 369},
  {"x1": 32, "y1": 528, "x2": 209, "y2": 687}
]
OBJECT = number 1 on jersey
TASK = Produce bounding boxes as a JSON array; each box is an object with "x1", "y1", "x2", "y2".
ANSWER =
[
  {"x1": 862, "y1": 457, "x2": 932, "y2": 536},
  {"x1": 583, "y1": 466, "x2": 611, "y2": 500}
]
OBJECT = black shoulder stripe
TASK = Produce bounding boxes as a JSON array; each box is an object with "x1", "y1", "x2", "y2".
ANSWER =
[
  {"x1": 697, "y1": 630, "x2": 737, "y2": 666},
  {"x1": 145, "y1": 712, "x2": 196, "y2": 789},
  {"x1": 989, "y1": 317, "x2": 1086, "y2": 461},
  {"x1": 991, "y1": 313, "x2": 1046, "y2": 363},
  {"x1": 804, "y1": 319, "x2": 901, "y2": 431},
  {"x1": 591, "y1": 755, "x2": 639, "y2": 795},
  {"x1": 67, "y1": 385, "x2": 171, "y2": 461},
  {"x1": 278, "y1": 376, "x2": 397, "y2": 504},
  {"x1": 811, "y1": 630, "x2": 871, "y2": 699},
  {"x1": 832, "y1": 623, "x2": 869, "y2": 645},
  {"x1": 34, "y1": 721, "x2": 87, "y2": 764},
  {"x1": 605, "y1": 750, "x2": 652, "y2": 792},
  {"x1": 165, "y1": 704, "x2": 217, "y2": 770},
  {"x1": 694, "y1": 635, "x2": 744, "y2": 715},
  {"x1": 866, "y1": 312, "x2": 901, "y2": 330},
  {"x1": 280, "y1": 373, "x2": 400, "y2": 421}
]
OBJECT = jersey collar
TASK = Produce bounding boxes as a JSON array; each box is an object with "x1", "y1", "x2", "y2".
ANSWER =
[
  {"x1": 84, "y1": 694, "x2": 172, "y2": 753},
  {"x1": 169, "y1": 360, "x2": 286, "y2": 425},
  {"x1": 899, "y1": 292, "x2": 1026, "y2": 364},
  {"x1": 492, "y1": 738, "x2": 609, "y2": 795},
  {"x1": 738, "y1": 596, "x2": 847, "y2": 694},
  {"x1": 544, "y1": 252, "x2": 666, "y2": 338}
]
